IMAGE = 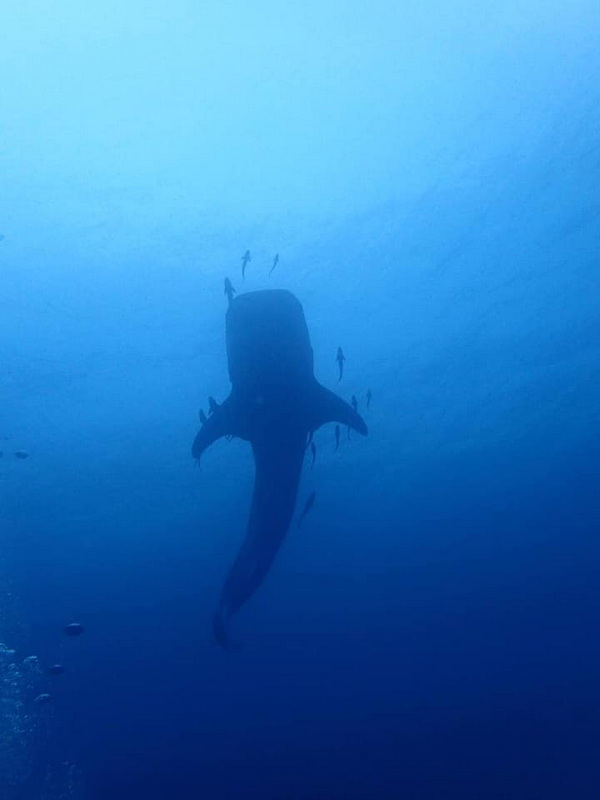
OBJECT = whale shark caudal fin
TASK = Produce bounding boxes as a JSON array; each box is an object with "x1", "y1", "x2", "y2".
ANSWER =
[
  {"x1": 213, "y1": 608, "x2": 230, "y2": 649},
  {"x1": 212, "y1": 609, "x2": 245, "y2": 652},
  {"x1": 313, "y1": 384, "x2": 368, "y2": 437},
  {"x1": 214, "y1": 431, "x2": 306, "y2": 642},
  {"x1": 191, "y1": 402, "x2": 234, "y2": 461}
]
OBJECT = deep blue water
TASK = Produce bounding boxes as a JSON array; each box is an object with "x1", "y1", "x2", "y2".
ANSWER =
[{"x1": 2, "y1": 2, "x2": 600, "y2": 798}]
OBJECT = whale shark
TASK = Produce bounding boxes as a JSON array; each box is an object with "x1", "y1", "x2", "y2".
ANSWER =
[{"x1": 192, "y1": 289, "x2": 368, "y2": 647}]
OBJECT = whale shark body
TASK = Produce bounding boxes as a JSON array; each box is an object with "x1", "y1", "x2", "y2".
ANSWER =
[{"x1": 192, "y1": 289, "x2": 368, "y2": 647}]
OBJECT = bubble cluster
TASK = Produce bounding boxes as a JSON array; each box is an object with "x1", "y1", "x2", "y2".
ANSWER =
[
  {"x1": 0, "y1": 643, "x2": 33, "y2": 798},
  {"x1": 1, "y1": 642, "x2": 83, "y2": 798}
]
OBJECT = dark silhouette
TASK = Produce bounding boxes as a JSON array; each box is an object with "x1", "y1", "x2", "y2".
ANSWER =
[
  {"x1": 366, "y1": 388, "x2": 372, "y2": 409},
  {"x1": 297, "y1": 491, "x2": 316, "y2": 529},
  {"x1": 269, "y1": 253, "x2": 280, "y2": 276},
  {"x1": 310, "y1": 441, "x2": 317, "y2": 469},
  {"x1": 336, "y1": 347, "x2": 346, "y2": 381},
  {"x1": 224, "y1": 277, "x2": 236, "y2": 306},
  {"x1": 334, "y1": 424, "x2": 341, "y2": 452},
  {"x1": 208, "y1": 396, "x2": 219, "y2": 416},
  {"x1": 191, "y1": 290, "x2": 368, "y2": 648},
  {"x1": 241, "y1": 249, "x2": 251, "y2": 280}
]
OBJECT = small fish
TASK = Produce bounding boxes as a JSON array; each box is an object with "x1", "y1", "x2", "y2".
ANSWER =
[
  {"x1": 241, "y1": 249, "x2": 251, "y2": 280},
  {"x1": 224, "y1": 277, "x2": 236, "y2": 306},
  {"x1": 14, "y1": 450, "x2": 30, "y2": 459},
  {"x1": 198, "y1": 409, "x2": 207, "y2": 424},
  {"x1": 306, "y1": 430, "x2": 314, "y2": 450},
  {"x1": 47, "y1": 664, "x2": 66, "y2": 676},
  {"x1": 347, "y1": 426, "x2": 352, "y2": 441},
  {"x1": 269, "y1": 253, "x2": 279, "y2": 276},
  {"x1": 34, "y1": 693, "x2": 53, "y2": 705},
  {"x1": 336, "y1": 347, "x2": 346, "y2": 381},
  {"x1": 63, "y1": 623, "x2": 84, "y2": 637},
  {"x1": 208, "y1": 396, "x2": 219, "y2": 415},
  {"x1": 334, "y1": 425, "x2": 340, "y2": 452},
  {"x1": 0, "y1": 234, "x2": 5, "y2": 242},
  {"x1": 366, "y1": 388, "x2": 372, "y2": 409},
  {"x1": 297, "y1": 491, "x2": 316, "y2": 529},
  {"x1": 351, "y1": 395, "x2": 358, "y2": 413},
  {"x1": 310, "y1": 441, "x2": 317, "y2": 469}
]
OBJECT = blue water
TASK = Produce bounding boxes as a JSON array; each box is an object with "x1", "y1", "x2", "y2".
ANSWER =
[{"x1": 2, "y1": 2, "x2": 600, "y2": 798}]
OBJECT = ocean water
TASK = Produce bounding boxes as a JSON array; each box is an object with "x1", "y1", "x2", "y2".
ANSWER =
[{"x1": 1, "y1": 2, "x2": 600, "y2": 798}]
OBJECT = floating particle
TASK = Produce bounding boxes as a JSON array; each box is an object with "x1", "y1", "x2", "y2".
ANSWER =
[{"x1": 63, "y1": 623, "x2": 84, "y2": 637}]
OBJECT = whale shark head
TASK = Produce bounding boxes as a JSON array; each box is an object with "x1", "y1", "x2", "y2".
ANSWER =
[
  {"x1": 191, "y1": 289, "x2": 367, "y2": 647},
  {"x1": 226, "y1": 289, "x2": 314, "y2": 392}
]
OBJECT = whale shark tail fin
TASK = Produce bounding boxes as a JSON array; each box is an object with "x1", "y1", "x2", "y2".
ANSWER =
[
  {"x1": 213, "y1": 608, "x2": 230, "y2": 649},
  {"x1": 313, "y1": 384, "x2": 368, "y2": 437},
  {"x1": 212, "y1": 608, "x2": 244, "y2": 652},
  {"x1": 191, "y1": 399, "x2": 235, "y2": 461}
]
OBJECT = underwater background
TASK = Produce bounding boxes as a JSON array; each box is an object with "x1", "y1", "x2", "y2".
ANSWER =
[{"x1": 1, "y1": 2, "x2": 600, "y2": 798}]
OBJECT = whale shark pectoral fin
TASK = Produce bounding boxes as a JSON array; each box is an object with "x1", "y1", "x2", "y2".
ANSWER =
[
  {"x1": 313, "y1": 384, "x2": 368, "y2": 437},
  {"x1": 191, "y1": 401, "x2": 235, "y2": 461}
]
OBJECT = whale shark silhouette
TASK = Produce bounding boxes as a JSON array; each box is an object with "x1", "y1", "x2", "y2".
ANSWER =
[{"x1": 192, "y1": 289, "x2": 368, "y2": 647}]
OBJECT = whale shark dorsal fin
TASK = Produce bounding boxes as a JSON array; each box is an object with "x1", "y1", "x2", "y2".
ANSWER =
[
  {"x1": 313, "y1": 384, "x2": 368, "y2": 437},
  {"x1": 191, "y1": 400, "x2": 235, "y2": 461}
]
